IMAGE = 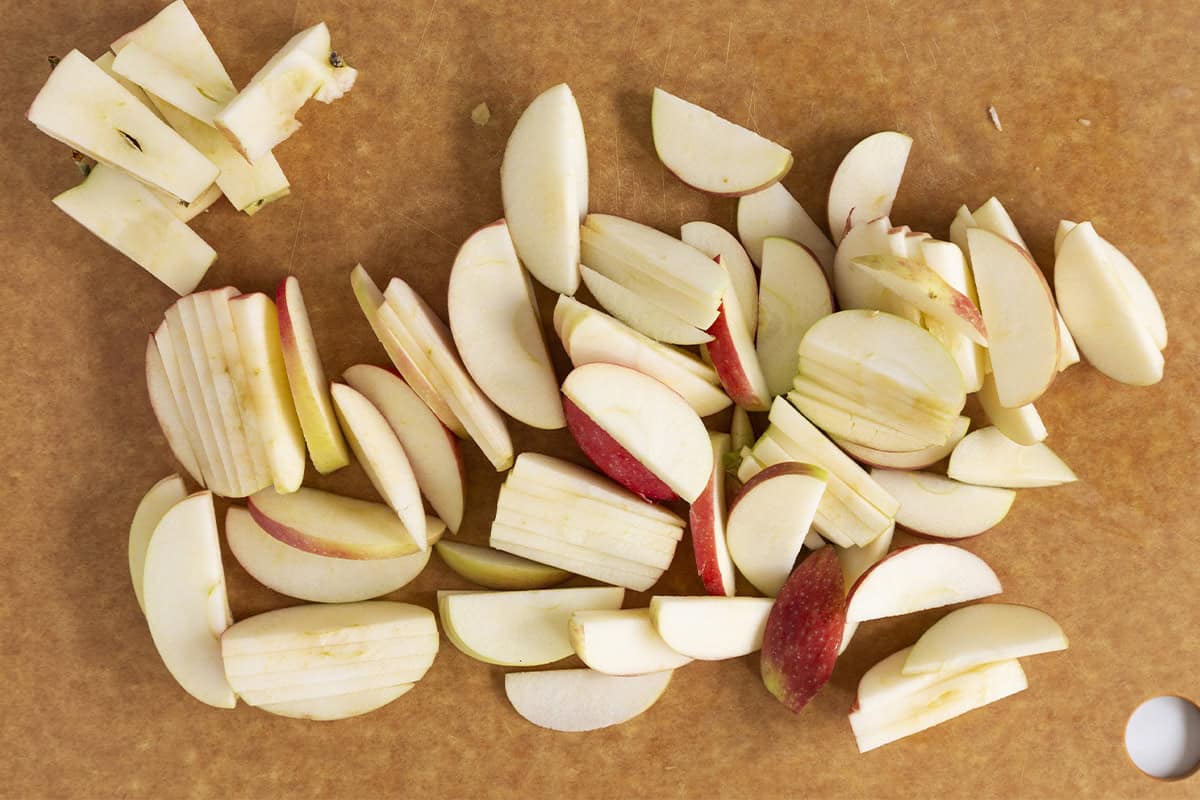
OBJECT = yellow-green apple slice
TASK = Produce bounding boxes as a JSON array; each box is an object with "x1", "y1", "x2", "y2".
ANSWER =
[
  {"x1": 948, "y1": 427, "x2": 1076, "y2": 488},
  {"x1": 52, "y1": 165, "x2": 215, "y2": 295},
  {"x1": 870, "y1": 469, "x2": 1015, "y2": 539},
  {"x1": 277, "y1": 276, "x2": 350, "y2": 473},
  {"x1": 690, "y1": 432, "x2": 736, "y2": 596},
  {"x1": 977, "y1": 372, "x2": 1045, "y2": 446},
  {"x1": 681, "y1": 221, "x2": 758, "y2": 334},
  {"x1": 27, "y1": 50, "x2": 218, "y2": 202},
  {"x1": 966, "y1": 228, "x2": 1060, "y2": 405},
  {"x1": 849, "y1": 647, "x2": 1027, "y2": 752},
  {"x1": 903, "y1": 603, "x2": 1068, "y2": 676},
  {"x1": 851, "y1": 253, "x2": 988, "y2": 346},
  {"x1": 214, "y1": 23, "x2": 356, "y2": 161},
  {"x1": 128, "y1": 474, "x2": 188, "y2": 614},
  {"x1": 258, "y1": 684, "x2": 414, "y2": 721},
  {"x1": 226, "y1": 507, "x2": 440, "y2": 603},
  {"x1": 343, "y1": 364, "x2": 465, "y2": 533},
  {"x1": 827, "y1": 132, "x2": 913, "y2": 244},
  {"x1": 248, "y1": 486, "x2": 425, "y2": 559},
  {"x1": 760, "y1": 548, "x2": 846, "y2": 713},
  {"x1": 1055, "y1": 222, "x2": 1165, "y2": 385},
  {"x1": 434, "y1": 541, "x2": 568, "y2": 590},
  {"x1": 833, "y1": 416, "x2": 968, "y2": 471},
  {"x1": 505, "y1": 668, "x2": 673, "y2": 732},
  {"x1": 556, "y1": 296, "x2": 730, "y2": 417},
  {"x1": 738, "y1": 182, "x2": 835, "y2": 275},
  {"x1": 919, "y1": 240, "x2": 985, "y2": 392},
  {"x1": 207, "y1": 290, "x2": 272, "y2": 488},
  {"x1": 489, "y1": 531, "x2": 663, "y2": 592},
  {"x1": 705, "y1": 260, "x2": 772, "y2": 411},
  {"x1": 651, "y1": 87, "x2": 792, "y2": 196},
  {"x1": 650, "y1": 596, "x2": 774, "y2": 659},
  {"x1": 507, "y1": 452, "x2": 686, "y2": 526},
  {"x1": 569, "y1": 608, "x2": 692, "y2": 675},
  {"x1": 439, "y1": 586, "x2": 624, "y2": 666},
  {"x1": 730, "y1": 407, "x2": 754, "y2": 455},
  {"x1": 447, "y1": 221, "x2": 564, "y2": 429},
  {"x1": 562, "y1": 363, "x2": 713, "y2": 502},
  {"x1": 846, "y1": 543, "x2": 1001, "y2": 623},
  {"x1": 833, "y1": 217, "x2": 920, "y2": 323},
  {"x1": 229, "y1": 293, "x2": 305, "y2": 493},
  {"x1": 501, "y1": 83, "x2": 587, "y2": 295},
  {"x1": 727, "y1": 462, "x2": 829, "y2": 596},
  {"x1": 153, "y1": 321, "x2": 225, "y2": 491},
  {"x1": 578, "y1": 265, "x2": 713, "y2": 345},
  {"x1": 142, "y1": 491, "x2": 235, "y2": 708},
  {"x1": 754, "y1": 237, "x2": 833, "y2": 397},
  {"x1": 145, "y1": 336, "x2": 205, "y2": 485}
]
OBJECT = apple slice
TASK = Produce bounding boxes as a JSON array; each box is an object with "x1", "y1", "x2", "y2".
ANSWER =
[
  {"x1": 904, "y1": 603, "x2": 1067, "y2": 677},
  {"x1": 142, "y1": 492, "x2": 235, "y2": 707},
  {"x1": 760, "y1": 548, "x2": 846, "y2": 713},
  {"x1": 434, "y1": 541, "x2": 569, "y2": 590},
  {"x1": 832, "y1": 217, "x2": 920, "y2": 324},
  {"x1": 562, "y1": 363, "x2": 712, "y2": 503},
  {"x1": 827, "y1": 132, "x2": 913, "y2": 244},
  {"x1": 836, "y1": 522, "x2": 895, "y2": 593},
  {"x1": 128, "y1": 474, "x2": 188, "y2": 614},
  {"x1": 27, "y1": 50, "x2": 218, "y2": 202},
  {"x1": 948, "y1": 205, "x2": 974, "y2": 253},
  {"x1": 920, "y1": 239, "x2": 986, "y2": 393},
  {"x1": 1055, "y1": 222, "x2": 1164, "y2": 385},
  {"x1": 737, "y1": 182, "x2": 835, "y2": 274},
  {"x1": 343, "y1": 364, "x2": 465, "y2": 533},
  {"x1": 508, "y1": 452, "x2": 685, "y2": 521},
  {"x1": 650, "y1": 596, "x2": 774, "y2": 660},
  {"x1": 967, "y1": 228, "x2": 1060, "y2": 406},
  {"x1": 92, "y1": 50, "x2": 164, "y2": 121},
  {"x1": 490, "y1": 534, "x2": 662, "y2": 592},
  {"x1": 851, "y1": 253, "x2": 987, "y2": 345},
  {"x1": 977, "y1": 372, "x2": 1046, "y2": 446},
  {"x1": 846, "y1": 543, "x2": 1001, "y2": 623},
  {"x1": 870, "y1": 469, "x2": 1015, "y2": 539},
  {"x1": 226, "y1": 507, "x2": 440, "y2": 603},
  {"x1": 578, "y1": 265, "x2": 713, "y2": 345},
  {"x1": 248, "y1": 486, "x2": 426, "y2": 559},
  {"x1": 447, "y1": 221, "x2": 564, "y2": 429},
  {"x1": 727, "y1": 462, "x2": 829, "y2": 596},
  {"x1": 145, "y1": 336, "x2": 204, "y2": 485},
  {"x1": 153, "y1": 321, "x2": 226, "y2": 493},
  {"x1": 257, "y1": 684, "x2": 414, "y2": 721},
  {"x1": 948, "y1": 427, "x2": 1077, "y2": 488},
  {"x1": 569, "y1": 608, "x2": 692, "y2": 675},
  {"x1": 505, "y1": 668, "x2": 673, "y2": 732},
  {"x1": 681, "y1": 221, "x2": 758, "y2": 333},
  {"x1": 690, "y1": 432, "x2": 737, "y2": 596},
  {"x1": 501, "y1": 83, "x2": 587, "y2": 295},
  {"x1": 834, "y1": 416, "x2": 969, "y2": 471},
  {"x1": 756, "y1": 237, "x2": 834, "y2": 396},
  {"x1": 730, "y1": 407, "x2": 754, "y2": 454},
  {"x1": 439, "y1": 586, "x2": 624, "y2": 666},
  {"x1": 705, "y1": 281, "x2": 772, "y2": 411}
]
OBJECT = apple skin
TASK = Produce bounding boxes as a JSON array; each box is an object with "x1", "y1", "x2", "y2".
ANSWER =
[
  {"x1": 760, "y1": 548, "x2": 846, "y2": 714},
  {"x1": 728, "y1": 461, "x2": 830, "y2": 514},
  {"x1": 704, "y1": 301, "x2": 771, "y2": 412},
  {"x1": 562, "y1": 396, "x2": 676, "y2": 502},
  {"x1": 689, "y1": 433, "x2": 735, "y2": 596}
]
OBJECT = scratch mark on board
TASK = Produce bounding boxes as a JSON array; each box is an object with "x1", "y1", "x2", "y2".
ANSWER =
[
  {"x1": 724, "y1": 21, "x2": 733, "y2": 66},
  {"x1": 399, "y1": 212, "x2": 457, "y2": 251},
  {"x1": 285, "y1": 202, "x2": 305, "y2": 276}
]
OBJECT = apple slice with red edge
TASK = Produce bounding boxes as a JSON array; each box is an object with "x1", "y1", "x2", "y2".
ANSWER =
[
  {"x1": 870, "y1": 469, "x2": 1016, "y2": 539},
  {"x1": 845, "y1": 543, "x2": 1001, "y2": 623},
  {"x1": 832, "y1": 217, "x2": 920, "y2": 324},
  {"x1": 850, "y1": 253, "x2": 987, "y2": 346},
  {"x1": 738, "y1": 182, "x2": 835, "y2": 275},
  {"x1": 948, "y1": 427, "x2": 1077, "y2": 489},
  {"x1": 827, "y1": 132, "x2": 913, "y2": 245},
  {"x1": 650, "y1": 596, "x2": 774, "y2": 660},
  {"x1": 690, "y1": 432, "x2": 737, "y2": 596},
  {"x1": 569, "y1": 608, "x2": 693, "y2": 676},
  {"x1": 920, "y1": 239, "x2": 986, "y2": 393},
  {"x1": 704, "y1": 257, "x2": 771, "y2": 411},
  {"x1": 681, "y1": 221, "x2": 758, "y2": 335},
  {"x1": 834, "y1": 416, "x2": 969, "y2": 471},
  {"x1": 248, "y1": 486, "x2": 427, "y2": 559},
  {"x1": 902, "y1": 603, "x2": 1068, "y2": 676},
  {"x1": 756, "y1": 237, "x2": 833, "y2": 397}
]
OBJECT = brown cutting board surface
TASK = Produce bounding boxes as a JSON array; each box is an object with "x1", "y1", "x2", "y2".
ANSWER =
[{"x1": 2, "y1": 0, "x2": 1199, "y2": 797}]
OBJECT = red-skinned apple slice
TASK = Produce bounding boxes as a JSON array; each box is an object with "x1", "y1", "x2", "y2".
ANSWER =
[
  {"x1": 760, "y1": 548, "x2": 846, "y2": 713},
  {"x1": 649, "y1": 596, "x2": 774, "y2": 659},
  {"x1": 690, "y1": 432, "x2": 737, "y2": 596},
  {"x1": 128, "y1": 474, "x2": 188, "y2": 614},
  {"x1": 563, "y1": 398, "x2": 676, "y2": 502},
  {"x1": 248, "y1": 486, "x2": 427, "y2": 559},
  {"x1": 827, "y1": 132, "x2": 913, "y2": 245},
  {"x1": 756, "y1": 237, "x2": 834, "y2": 396},
  {"x1": 145, "y1": 336, "x2": 205, "y2": 486},
  {"x1": 562, "y1": 363, "x2": 712, "y2": 503},
  {"x1": 505, "y1": 668, "x2": 673, "y2": 732},
  {"x1": 569, "y1": 608, "x2": 693, "y2": 676},
  {"x1": 738, "y1": 182, "x2": 835, "y2": 274},
  {"x1": 681, "y1": 221, "x2": 758, "y2": 334},
  {"x1": 845, "y1": 543, "x2": 1001, "y2": 623},
  {"x1": 834, "y1": 416, "x2": 969, "y2": 471},
  {"x1": 833, "y1": 217, "x2": 921, "y2": 324},
  {"x1": 851, "y1": 253, "x2": 988, "y2": 346},
  {"x1": 976, "y1": 372, "x2": 1046, "y2": 446},
  {"x1": 705, "y1": 264, "x2": 772, "y2": 411},
  {"x1": 434, "y1": 540, "x2": 569, "y2": 590},
  {"x1": 578, "y1": 265, "x2": 714, "y2": 345},
  {"x1": 508, "y1": 453, "x2": 685, "y2": 527},
  {"x1": 651, "y1": 87, "x2": 792, "y2": 196},
  {"x1": 948, "y1": 427, "x2": 1076, "y2": 488},
  {"x1": 903, "y1": 603, "x2": 1068, "y2": 676},
  {"x1": 870, "y1": 469, "x2": 1016, "y2": 539},
  {"x1": 727, "y1": 462, "x2": 829, "y2": 596}
]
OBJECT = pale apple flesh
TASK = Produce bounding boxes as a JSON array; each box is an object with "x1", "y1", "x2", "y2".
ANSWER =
[
  {"x1": 850, "y1": 253, "x2": 987, "y2": 346},
  {"x1": 737, "y1": 181, "x2": 836, "y2": 274},
  {"x1": 681, "y1": 221, "x2": 759, "y2": 334},
  {"x1": 903, "y1": 603, "x2": 1068, "y2": 676},
  {"x1": 248, "y1": 486, "x2": 428, "y2": 559},
  {"x1": 145, "y1": 336, "x2": 205, "y2": 485},
  {"x1": 870, "y1": 469, "x2": 1015, "y2": 539},
  {"x1": 948, "y1": 427, "x2": 1077, "y2": 489},
  {"x1": 434, "y1": 540, "x2": 569, "y2": 590},
  {"x1": 756, "y1": 237, "x2": 834, "y2": 397},
  {"x1": 833, "y1": 416, "x2": 970, "y2": 471},
  {"x1": 650, "y1": 596, "x2": 774, "y2": 660},
  {"x1": 128, "y1": 474, "x2": 188, "y2": 614},
  {"x1": 569, "y1": 608, "x2": 693, "y2": 675},
  {"x1": 827, "y1": 131, "x2": 912, "y2": 245},
  {"x1": 704, "y1": 293, "x2": 772, "y2": 412},
  {"x1": 579, "y1": 265, "x2": 713, "y2": 346},
  {"x1": 505, "y1": 668, "x2": 674, "y2": 732}
]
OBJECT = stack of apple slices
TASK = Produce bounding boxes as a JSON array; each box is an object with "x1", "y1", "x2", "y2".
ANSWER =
[{"x1": 488, "y1": 454, "x2": 687, "y2": 591}]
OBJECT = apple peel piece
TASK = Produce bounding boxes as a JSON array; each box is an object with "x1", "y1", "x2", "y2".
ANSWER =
[{"x1": 434, "y1": 540, "x2": 569, "y2": 590}]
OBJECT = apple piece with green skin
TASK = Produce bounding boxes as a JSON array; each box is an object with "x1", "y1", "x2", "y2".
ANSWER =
[
  {"x1": 760, "y1": 548, "x2": 846, "y2": 713},
  {"x1": 650, "y1": 596, "x2": 774, "y2": 660},
  {"x1": 690, "y1": 433, "x2": 737, "y2": 596},
  {"x1": 505, "y1": 668, "x2": 673, "y2": 732},
  {"x1": 977, "y1": 372, "x2": 1046, "y2": 446},
  {"x1": 226, "y1": 507, "x2": 441, "y2": 603},
  {"x1": 562, "y1": 363, "x2": 713, "y2": 503},
  {"x1": 248, "y1": 486, "x2": 427, "y2": 559},
  {"x1": 904, "y1": 603, "x2": 1067, "y2": 676},
  {"x1": 439, "y1": 587, "x2": 624, "y2": 666},
  {"x1": 870, "y1": 469, "x2": 1016, "y2": 539},
  {"x1": 704, "y1": 270, "x2": 772, "y2": 411},
  {"x1": 258, "y1": 684, "x2": 415, "y2": 721},
  {"x1": 500, "y1": 83, "x2": 586, "y2": 295},
  {"x1": 343, "y1": 364, "x2": 465, "y2": 533},
  {"x1": 434, "y1": 540, "x2": 569, "y2": 590},
  {"x1": 578, "y1": 265, "x2": 713, "y2": 345},
  {"x1": 834, "y1": 416, "x2": 969, "y2": 471},
  {"x1": 833, "y1": 217, "x2": 920, "y2": 324},
  {"x1": 827, "y1": 132, "x2": 913, "y2": 245},
  {"x1": 142, "y1": 491, "x2": 235, "y2": 708},
  {"x1": 651, "y1": 87, "x2": 792, "y2": 196},
  {"x1": 128, "y1": 474, "x2": 188, "y2": 614},
  {"x1": 727, "y1": 462, "x2": 829, "y2": 597},
  {"x1": 851, "y1": 253, "x2": 988, "y2": 346},
  {"x1": 145, "y1": 337, "x2": 205, "y2": 485},
  {"x1": 756, "y1": 237, "x2": 834, "y2": 397},
  {"x1": 948, "y1": 427, "x2": 1077, "y2": 488},
  {"x1": 737, "y1": 182, "x2": 835, "y2": 274},
  {"x1": 846, "y1": 543, "x2": 1001, "y2": 623},
  {"x1": 681, "y1": 221, "x2": 758, "y2": 334},
  {"x1": 569, "y1": 608, "x2": 692, "y2": 676}
]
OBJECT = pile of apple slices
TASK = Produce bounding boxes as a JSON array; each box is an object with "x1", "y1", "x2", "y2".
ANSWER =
[{"x1": 28, "y1": 1, "x2": 355, "y2": 294}]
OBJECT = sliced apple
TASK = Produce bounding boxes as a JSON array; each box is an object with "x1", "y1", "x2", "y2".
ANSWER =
[
  {"x1": 248, "y1": 486, "x2": 426, "y2": 559},
  {"x1": 827, "y1": 132, "x2": 912, "y2": 244},
  {"x1": 128, "y1": 474, "x2": 188, "y2": 614},
  {"x1": 92, "y1": 50, "x2": 163, "y2": 120},
  {"x1": 977, "y1": 372, "x2": 1046, "y2": 446},
  {"x1": 508, "y1": 453, "x2": 686, "y2": 527},
  {"x1": 737, "y1": 182, "x2": 835, "y2": 274},
  {"x1": 258, "y1": 684, "x2": 414, "y2": 721},
  {"x1": 681, "y1": 221, "x2": 758, "y2": 334},
  {"x1": 948, "y1": 205, "x2": 975, "y2": 253},
  {"x1": 948, "y1": 426, "x2": 1077, "y2": 488},
  {"x1": 904, "y1": 603, "x2": 1067, "y2": 677},
  {"x1": 439, "y1": 586, "x2": 624, "y2": 666},
  {"x1": 832, "y1": 217, "x2": 920, "y2": 323},
  {"x1": 756, "y1": 237, "x2": 834, "y2": 396},
  {"x1": 578, "y1": 264, "x2": 713, "y2": 345},
  {"x1": 153, "y1": 321, "x2": 226, "y2": 492},
  {"x1": 870, "y1": 469, "x2": 1015, "y2": 539},
  {"x1": 705, "y1": 283, "x2": 772, "y2": 411},
  {"x1": 569, "y1": 608, "x2": 692, "y2": 675},
  {"x1": 434, "y1": 540, "x2": 569, "y2": 590},
  {"x1": 145, "y1": 336, "x2": 205, "y2": 485},
  {"x1": 920, "y1": 239, "x2": 986, "y2": 393},
  {"x1": 142, "y1": 491, "x2": 235, "y2": 707},
  {"x1": 690, "y1": 432, "x2": 737, "y2": 596},
  {"x1": 851, "y1": 253, "x2": 987, "y2": 346},
  {"x1": 505, "y1": 668, "x2": 673, "y2": 732},
  {"x1": 650, "y1": 596, "x2": 774, "y2": 660},
  {"x1": 846, "y1": 543, "x2": 1002, "y2": 623},
  {"x1": 730, "y1": 407, "x2": 754, "y2": 455},
  {"x1": 490, "y1": 533, "x2": 662, "y2": 592},
  {"x1": 834, "y1": 416, "x2": 969, "y2": 471},
  {"x1": 836, "y1": 522, "x2": 895, "y2": 592}
]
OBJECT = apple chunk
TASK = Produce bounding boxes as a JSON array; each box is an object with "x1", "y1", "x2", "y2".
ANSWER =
[
  {"x1": 505, "y1": 668, "x2": 673, "y2": 732},
  {"x1": 904, "y1": 603, "x2": 1068, "y2": 676},
  {"x1": 738, "y1": 182, "x2": 835, "y2": 274},
  {"x1": 248, "y1": 486, "x2": 427, "y2": 559},
  {"x1": 832, "y1": 217, "x2": 920, "y2": 324},
  {"x1": 846, "y1": 543, "x2": 1001, "y2": 623},
  {"x1": 569, "y1": 608, "x2": 692, "y2": 675},
  {"x1": 690, "y1": 433, "x2": 737, "y2": 596},
  {"x1": 681, "y1": 221, "x2": 758, "y2": 334},
  {"x1": 650, "y1": 596, "x2": 774, "y2": 660},
  {"x1": 434, "y1": 540, "x2": 569, "y2": 590},
  {"x1": 128, "y1": 474, "x2": 188, "y2": 614},
  {"x1": 870, "y1": 469, "x2": 1015, "y2": 539},
  {"x1": 827, "y1": 131, "x2": 912, "y2": 244},
  {"x1": 756, "y1": 237, "x2": 833, "y2": 397},
  {"x1": 948, "y1": 427, "x2": 1077, "y2": 489}
]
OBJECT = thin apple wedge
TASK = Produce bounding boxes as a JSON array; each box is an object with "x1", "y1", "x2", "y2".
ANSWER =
[
  {"x1": 681, "y1": 221, "x2": 758, "y2": 334},
  {"x1": 870, "y1": 469, "x2": 1015, "y2": 539},
  {"x1": 569, "y1": 608, "x2": 692, "y2": 675},
  {"x1": 145, "y1": 335, "x2": 205, "y2": 485},
  {"x1": 904, "y1": 603, "x2": 1068, "y2": 676},
  {"x1": 832, "y1": 217, "x2": 920, "y2": 324},
  {"x1": 434, "y1": 541, "x2": 569, "y2": 590},
  {"x1": 738, "y1": 182, "x2": 835, "y2": 274},
  {"x1": 836, "y1": 523, "x2": 895, "y2": 596},
  {"x1": 756, "y1": 237, "x2": 834, "y2": 397},
  {"x1": 730, "y1": 407, "x2": 754, "y2": 454},
  {"x1": 579, "y1": 265, "x2": 713, "y2": 346},
  {"x1": 827, "y1": 132, "x2": 913, "y2": 244},
  {"x1": 705, "y1": 274, "x2": 772, "y2": 411},
  {"x1": 650, "y1": 596, "x2": 774, "y2": 660},
  {"x1": 834, "y1": 416, "x2": 969, "y2": 471},
  {"x1": 851, "y1": 253, "x2": 987, "y2": 346},
  {"x1": 505, "y1": 668, "x2": 673, "y2": 732},
  {"x1": 128, "y1": 474, "x2": 188, "y2": 614},
  {"x1": 690, "y1": 433, "x2": 737, "y2": 596},
  {"x1": 153, "y1": 320, "x2": 228, "y2": 493},
  {"x1": 258, "y1": 684, "x2": 415, "y2": 721},
  {"x1": 248, "y1": 486, "x2": 427, "y2": 559},
  {"x1": 977, "y1": 372, "x2": 1046, "y2": 446},
  {"x1": 948, "y1": 427, "x2": 1077, "y2": 489},
  {"x1": 846, "y1": 543, "x2": 1001, "y2": 623}
]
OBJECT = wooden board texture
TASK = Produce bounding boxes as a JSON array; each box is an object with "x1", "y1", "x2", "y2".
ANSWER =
[{"x1": 2, "y1": 0, "x2": 1198, "y2": 797}]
